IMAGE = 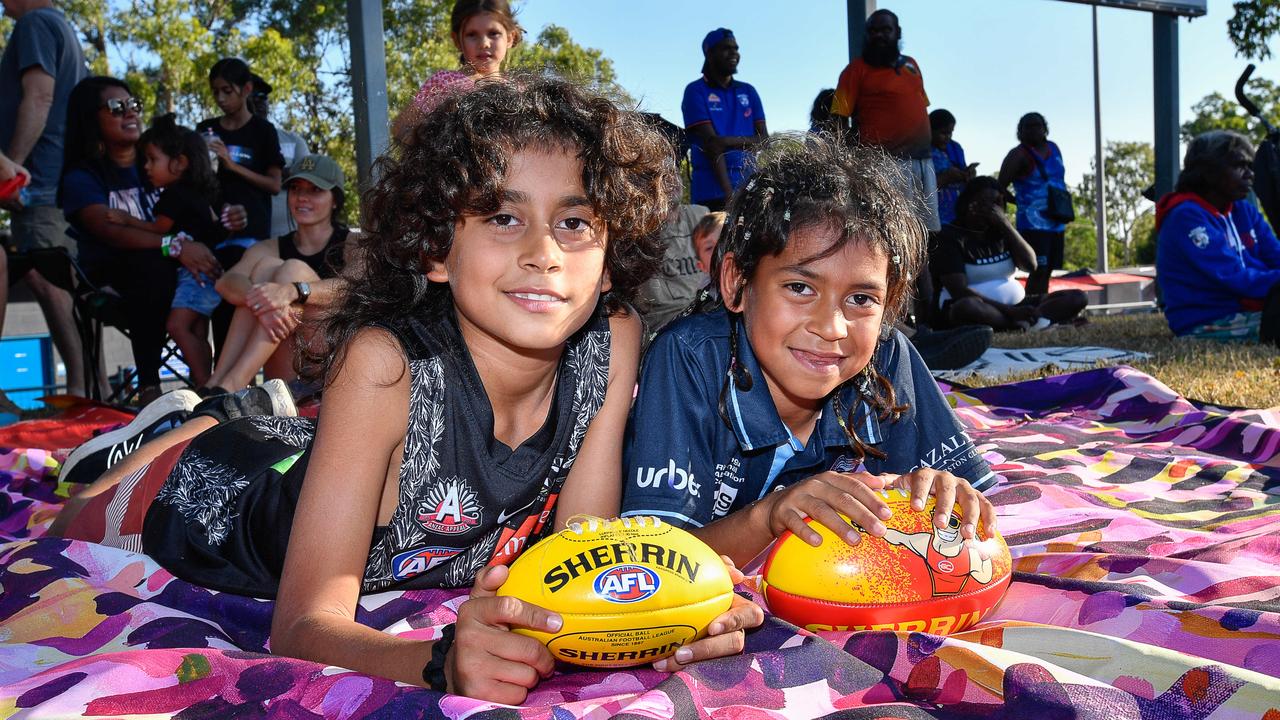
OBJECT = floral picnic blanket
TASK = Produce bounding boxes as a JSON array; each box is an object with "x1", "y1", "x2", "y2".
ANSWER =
[{"x1": 2, "y1": 367, "x2": 1278, "y2": 718}]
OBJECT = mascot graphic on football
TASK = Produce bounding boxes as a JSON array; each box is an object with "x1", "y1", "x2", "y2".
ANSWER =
[{"x1": 881, "y1": 512, "x2": 993, "y2": 596}]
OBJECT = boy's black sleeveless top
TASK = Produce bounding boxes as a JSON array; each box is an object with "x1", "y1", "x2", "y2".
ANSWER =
[{"x1": 141, "y1": 302, "x2": 612, "y2": 598}]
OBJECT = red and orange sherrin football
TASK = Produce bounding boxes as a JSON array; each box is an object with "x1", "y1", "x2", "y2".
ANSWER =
[{"x1": 761, "y1": 489, "x2": 1011, "y2": 634}]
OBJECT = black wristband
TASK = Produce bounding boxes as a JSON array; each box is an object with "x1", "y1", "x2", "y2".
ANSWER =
[{"x1": 422, "y1": 623, "x2": 455, "y2": 692}]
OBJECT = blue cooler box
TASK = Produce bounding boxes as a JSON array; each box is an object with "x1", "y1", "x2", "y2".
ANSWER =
[{"x1": 0, "y1": 334, "x2": 55, "y2": 409}]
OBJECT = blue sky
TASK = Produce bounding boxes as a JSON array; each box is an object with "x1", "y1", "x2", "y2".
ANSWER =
[{"x1": 517, "y1": 0, "x2": 1279, "y2": 187}]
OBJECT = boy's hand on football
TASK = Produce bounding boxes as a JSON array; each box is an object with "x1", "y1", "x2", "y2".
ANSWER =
[
  {"x1": 447, "y1": 565, "x2": 560, "y2": 705},
  {"x1": 761, "y1": 471, "x2": 892, "y2": 547},
  {"x1": 887, "y1": 469, "x2": 996, "y2": 540},
  {"x1": 652, "y1": 556, "x2": 764, "y2": 673}
]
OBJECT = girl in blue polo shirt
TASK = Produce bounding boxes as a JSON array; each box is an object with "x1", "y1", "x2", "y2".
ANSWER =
[{"x1": 622, "y1": 135, "x2": 998, "y2": 567}]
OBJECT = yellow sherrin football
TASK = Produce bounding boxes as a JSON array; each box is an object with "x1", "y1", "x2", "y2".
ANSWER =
[{"x1": 496, "y1": 516, "x2": 734, "y2": 668}]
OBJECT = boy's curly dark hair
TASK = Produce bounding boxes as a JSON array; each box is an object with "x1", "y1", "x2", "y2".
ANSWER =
[
  {"x1": 707, "y1": 133, "x2": 926, "y2": 463},
  {"x1": 305, "y1": 74, "x2": 679, "y2": 385}
]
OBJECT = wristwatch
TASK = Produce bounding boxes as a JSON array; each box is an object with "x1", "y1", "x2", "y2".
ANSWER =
[{"x1": 292, "y1": 281, "x2": 311, "y2": 305}]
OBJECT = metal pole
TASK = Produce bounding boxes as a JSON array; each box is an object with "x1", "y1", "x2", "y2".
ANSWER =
[
  {"x1": 847, "y1": 0, "x2": 876, "y2": 62},
  {"x1": 346, "y1": 0, "x2": 390, "y2": 200},
  {"x1": 1092, "y1": 4, "x2": 1109, "y2": 273},
  {"x1": 1153, "y1": 13, "x2": 1180, "y2": 199}
]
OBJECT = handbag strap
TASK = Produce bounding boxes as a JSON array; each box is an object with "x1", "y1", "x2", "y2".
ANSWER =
[{"x1": 1022, "y1": 144, "x2": 1050, "y2": 181}]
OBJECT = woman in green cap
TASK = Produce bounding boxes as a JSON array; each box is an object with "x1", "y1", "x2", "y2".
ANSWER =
[{"x1": 205, "y1": 153, "x2": 359, "y2": 394}]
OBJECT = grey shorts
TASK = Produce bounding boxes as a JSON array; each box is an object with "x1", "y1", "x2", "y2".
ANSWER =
[
  {"x1": 895, "y1": 157, "x2": 941, "y2": 233},
  {"x1": 10, "y1": 205, "x2": 77, "y2": 258}
]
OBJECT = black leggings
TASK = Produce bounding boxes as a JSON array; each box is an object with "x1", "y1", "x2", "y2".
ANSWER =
[{"x1": 90, "y1": 250, "x2": 178, "y2": 387}]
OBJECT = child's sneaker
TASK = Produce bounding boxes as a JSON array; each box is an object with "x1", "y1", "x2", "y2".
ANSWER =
[
  {"x1": 188, "y1": 379, "x2": 297, "y2": 424},
  {"x1": 59, "y1": 388, "x2": 201, "y2": 484}
]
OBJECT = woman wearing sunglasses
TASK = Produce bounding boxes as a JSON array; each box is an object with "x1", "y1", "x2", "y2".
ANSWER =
[{"x1": 59, "y1": 76, "x2": 246, "y2": 404}]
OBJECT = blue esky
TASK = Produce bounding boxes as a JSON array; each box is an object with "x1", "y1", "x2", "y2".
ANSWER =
[{"x1": 517, "y1": 0, "x2": 1279, "y2": 187}]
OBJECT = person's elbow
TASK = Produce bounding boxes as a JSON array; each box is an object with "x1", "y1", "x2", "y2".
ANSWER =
[{"x1": 270, "y1": 606, "x2": 327, "y2": 660}]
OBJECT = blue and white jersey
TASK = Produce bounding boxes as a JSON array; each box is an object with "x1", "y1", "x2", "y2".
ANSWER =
[
  {"x1": 682, "y1": 77, "x2": 765, "y2": 205},
  {"x1": 1013, "y1": 141, "x2": 1068, "y2": 232},
  {"x1": 621, "y1": 309, "x2": 996, "y2": 529}
]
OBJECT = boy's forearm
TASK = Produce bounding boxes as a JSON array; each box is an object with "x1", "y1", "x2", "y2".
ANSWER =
[{"x1": 273, "y1": 611, "x2": 433, "y2": 688}]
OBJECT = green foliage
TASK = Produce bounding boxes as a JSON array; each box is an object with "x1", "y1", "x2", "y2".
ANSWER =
[
  {"x1": 1076, "y1": 141, "x2": 1156, "y2": 268},
  {"x1": 507, "y1": 25, "x2": 628, "y2": 101},
  {"x1": 6, "y1": 0, "x2": 619, "y2": 224},
  {"x1": 1182, "y1": 78, "x2": 1280, "y2": 145},
  {"x1": 1228, "y1": 0, "x2": 1280, "y2": 61}
]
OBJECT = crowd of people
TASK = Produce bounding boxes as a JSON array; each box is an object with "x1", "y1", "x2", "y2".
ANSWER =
[{"x1": 2, "y1": 0, "x2": 1278, "y2": 706}]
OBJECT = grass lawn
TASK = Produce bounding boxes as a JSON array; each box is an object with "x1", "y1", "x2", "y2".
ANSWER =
[{"x1": 956, "y1": 311, "x2": 1280, "y2": 410}]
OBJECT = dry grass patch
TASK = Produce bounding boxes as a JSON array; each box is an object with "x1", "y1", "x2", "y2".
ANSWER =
[{"x1": 956, "y1": 312, "x2": 1280, "y2": 410}]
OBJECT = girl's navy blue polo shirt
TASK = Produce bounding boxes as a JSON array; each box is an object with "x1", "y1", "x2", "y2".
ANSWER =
[{"x1": 621, "y1": 308, "x2": 997, "y2": 529}]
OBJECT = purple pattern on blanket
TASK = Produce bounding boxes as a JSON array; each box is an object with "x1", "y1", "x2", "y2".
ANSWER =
[{"x1": 2, "y1": 367, "x2": 1278, "y2": 718}]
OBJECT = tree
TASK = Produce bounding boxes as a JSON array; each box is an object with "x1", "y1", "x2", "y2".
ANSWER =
[
  {"x1": 1074, "y1": 141, "x2": 1156, "y2": 268},
  {"x1": 15, "y1": 0, "x2": 621, "y2": 224},
  {"x1": 1228, "y1": 0, "x2": 1280, "y2": 61},
  {"x1": 1181, "y1": 77, "x2": 1280, "y2": 145}
]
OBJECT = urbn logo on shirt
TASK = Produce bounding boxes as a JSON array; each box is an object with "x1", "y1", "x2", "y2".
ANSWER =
[{"x1": 636, "y1": 460, "x2": 700, "y2": 497}]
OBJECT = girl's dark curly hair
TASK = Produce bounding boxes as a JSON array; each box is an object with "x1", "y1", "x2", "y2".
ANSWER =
[
  {"x1": 304, "y1": 74, "x2": 679, "y2": 385},
  {"x1": 139, "y1": 113, "x2": 220, "y2": 205},
  {"x1": 707, "y1": 133, "x2": 926, "y2": 463}
]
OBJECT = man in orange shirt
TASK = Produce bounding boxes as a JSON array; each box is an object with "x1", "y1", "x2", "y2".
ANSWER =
[
  {"x1": 830, "y1": 9, "x2": 994, "y2": 370},
  {"x1": 831, "y1": 9, "x2": 938, "y2": 232}
]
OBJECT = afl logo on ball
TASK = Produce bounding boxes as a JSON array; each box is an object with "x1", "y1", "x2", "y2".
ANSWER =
[{"x1": 593, "y1": 564, "x2": 660, "y2": 603}]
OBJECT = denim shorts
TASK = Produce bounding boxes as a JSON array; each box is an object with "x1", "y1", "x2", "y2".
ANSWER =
[{"x1": 172, "y1": 267, "x2": 222, "y2": 316}]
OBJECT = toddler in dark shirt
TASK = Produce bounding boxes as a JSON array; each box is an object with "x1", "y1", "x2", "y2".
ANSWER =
[{"x1": 105, "y1": 113, "x2": 226, "y2": 385}]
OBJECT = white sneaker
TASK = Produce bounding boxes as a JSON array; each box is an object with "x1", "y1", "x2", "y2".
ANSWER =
[
  {"x1": 1029, "y1": 317, "x2": 1053, "y2": 332},
  {"x1": 259, "y1": 378, "x2": 298, "y2": 417},
  {"x1": 59, "y1": 389, "x2": 201, "y2": 484}
]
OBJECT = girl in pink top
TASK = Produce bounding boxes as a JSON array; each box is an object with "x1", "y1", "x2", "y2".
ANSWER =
[{"x1": 392, "y1": 0, "x2": 523, "y2": 140}]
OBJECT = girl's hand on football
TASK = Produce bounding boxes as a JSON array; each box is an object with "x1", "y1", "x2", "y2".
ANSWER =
[
  {"x1": 889, "y1": 468, "x2": 996, "y2": 540},
  {"x1": 652, "y1": 556, "x2": 764, "y2": 673},
  {"x1": 446, "y1": 565, "x2": 560, "y2": 705},
  {"x1": 760, "y1": 471, "x2": 892, "y2": 547}
]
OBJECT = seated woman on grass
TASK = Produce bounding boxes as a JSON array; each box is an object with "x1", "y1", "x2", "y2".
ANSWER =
[
  {"x1": 49, "y1": 76, "x2": 760, "y2": 704},
  {"x1": 932, "y1": 176, "x2": 1086, "y2": 332},
  {"x1": 204, "y1": 154, "x2": 357, "y2": 394},
  {"x1": 1155, "y1": 130, "x2": 1280, "y2": 344}
]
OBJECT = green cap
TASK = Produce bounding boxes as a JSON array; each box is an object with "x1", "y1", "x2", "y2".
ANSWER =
[{"x1": 286, "y1": 154, "x2": 344, "y2": 190}]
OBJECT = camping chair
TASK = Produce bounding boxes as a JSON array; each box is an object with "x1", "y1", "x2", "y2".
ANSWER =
[{"x1": 6, "y1": 246, "x2": 193, "y2": 404}]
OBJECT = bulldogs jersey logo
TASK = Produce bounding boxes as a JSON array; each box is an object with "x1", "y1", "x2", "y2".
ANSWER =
[
  {"x1": 593, "y1": 564, "x2": 660, "y2": 603},
  {"x1": 1189, "y1": 226, "x2": 1210, "y2": 249},
  {"x1": 416, "y1": 477, "x2": 482, "y2": 535}
]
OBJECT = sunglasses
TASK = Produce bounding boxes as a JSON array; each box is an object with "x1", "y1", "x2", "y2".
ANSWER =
[{"x1": 101, "y1": 97, "x2": 143, "y2": 116}]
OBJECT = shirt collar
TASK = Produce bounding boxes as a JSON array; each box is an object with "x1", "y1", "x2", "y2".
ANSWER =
[{"x1": 724, "y1": 315, "x2": 883, "y2": 452}]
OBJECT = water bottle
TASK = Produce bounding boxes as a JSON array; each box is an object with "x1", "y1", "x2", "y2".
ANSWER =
[{"x1": 202, "y1": 128, "x2": 220, "y2": 172}]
